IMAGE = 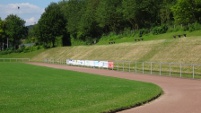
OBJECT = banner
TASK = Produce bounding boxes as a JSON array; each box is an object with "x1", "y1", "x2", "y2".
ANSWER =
[
  {"x1": 66, "y1": 59, "x2": 114, "y2": 69},
  {"x1": 101, "y1": 61, "x2": 108, "y2": 68},
  {"x1": 108, "y1": 62, "x2": 114, "y2": 69}
]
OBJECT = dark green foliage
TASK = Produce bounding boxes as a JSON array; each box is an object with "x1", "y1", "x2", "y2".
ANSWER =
[
  {"x1": 152, "y1": 25, "x2": 169, "y2": 35},
  {"x1": 171, "y1": 0, "x2": 201, "y2": 25},
  {"x1": 62, "y1": 32, "x2": 71, "y2": 46},
  {"x1": 6, "y1": 0, "x2": 199, "y2": 47},
  {"x1": 78, "y1": 0, "x2": 102, "y2": 41},
  {"x1": 35, "y1": 2, "x2": 68, "y2": 48},
  {"x1": 186, "y1": 22, "x2": 201, "y2": 32},
  {"x1": 4, "y1": 15, "x2": 27, "y2": 50},
  {"x1": 0, "y1": 18, "x2": 6, "y2": 51},
  {"x1": 0, "y1": 49, "x2": 12, "y2": 55},
  {"x1": 96, "y1": 0, "x2": 124, "y2": 33}
]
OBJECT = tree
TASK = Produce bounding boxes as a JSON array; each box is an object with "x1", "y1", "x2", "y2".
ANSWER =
[
  {"x1": 63, "y1": 0, "x2": 85, "y2": 39},
  {"x1": 36, "y1": 2, "x2": 67, "y2": 47},
  {"x1": 159, "y1": 0, "x2": 176, "y2": 24},
  {"x1": 0, "y1": 18, "x2": 5, "y2": 50},
  {"x1": 171, "y1": 0, "x2": 199, "y2": 25},
  {"x1": 194, "y1": 0, "x2": 201, "y2": 23},
  {"x1": 4, "y1": 14, "x2": 27, "y2": 50},
  {"x1": 123, "y1": 0, "x2": 162, "y2": 29},
  {"x1": 96, "y1": 0, "x2": 124, "y2": 33},
  {"x1": 78, "y1": 0, "x2": 102, "y2": 42}
]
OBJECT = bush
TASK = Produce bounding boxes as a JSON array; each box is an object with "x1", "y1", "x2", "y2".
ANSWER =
[
  {"x1": 0, "y1": 49, "x2": 12, "y2": 55},
  {"x1": 187, "y1": 22, "x2": 201, "y2": 32},
  {"x1": 152, "y1": 25, "x2": 168, "y2": 35},
  {"x1": 138, "y1": 28, "x2": 150, "y2": 37}
]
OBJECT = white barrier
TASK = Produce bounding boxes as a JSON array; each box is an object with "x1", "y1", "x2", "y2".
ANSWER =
[{"x1": 66, "y1": 59, "x2": 114, "y2": 69}]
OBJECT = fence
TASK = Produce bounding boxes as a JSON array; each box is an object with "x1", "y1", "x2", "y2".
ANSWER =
[
  {"x1": 114, "y1": 61, "x2": 201, "y2": 79},
  {"x1": 43, "y1": 59, "x2": 201, "y2": 79},
  {"x1": 1, "y1": 58, "x2": 199, "y2": 79},
  {"x1": 0, "y1": 58, "x2": 30, "y2": 62},
  {"x1": 44, "y1": 59, "x2": 66, "y2": 65}
]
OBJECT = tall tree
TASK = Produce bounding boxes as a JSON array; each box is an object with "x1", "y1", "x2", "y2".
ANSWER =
[
  {"x1": 58, "y1": 1, "x2": 71, "y2": 46},
  {"x1": 63, "y1": 0, "x2": 85, "y2": 39},
  {"x1": 159, "y1": 0, "x2": 176, "y2": 24},
  {"x1": 0, "y1": 18, "x2": 5, "y2": 50},
  {"x1": 78, "y1": 0, "x2": 101, "y2": 41},
  {"x1": 96, "y1": 0, "x2": 124, "y2": 33},
  {"x1": 37, "y1": 2, "x2": 67, "y2": 47},
  {"x1": 172, "y1": 0, "x2": 198, "y2": 25},
  {"x1": 123, "y1": 0, "x2": 162, "y2": 29},
  {"x1": 4, "y1": 14, "x2": 27, "y2": 50},
  {"x1": 194, "y1": 0, "x2": 201, "y2": 23}
]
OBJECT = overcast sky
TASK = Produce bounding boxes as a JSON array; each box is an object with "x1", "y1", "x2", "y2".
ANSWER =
[{"x1": 0, "y1": 0, "x2": 61, "y2": 26}]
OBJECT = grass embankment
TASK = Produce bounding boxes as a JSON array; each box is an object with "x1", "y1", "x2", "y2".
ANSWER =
[
  {"x1": 1, "y1": 30, "x2": 201, "y2": 64},
  {"x1": 0, "y1": 63, "x2": 162, "y2": 113},
  {"x1": 26, "y1": 30, "x2": 201, "y2": 79},
  {"x1": 32, "y1": 34, "x2": 201, "y2": 64}
]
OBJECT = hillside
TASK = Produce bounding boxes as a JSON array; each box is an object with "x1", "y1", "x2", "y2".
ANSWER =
[{"x1": 32, "y1": 35, "x2": 201, "y2": 64}]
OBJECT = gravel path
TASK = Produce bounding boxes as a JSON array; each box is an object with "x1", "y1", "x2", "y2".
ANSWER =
[{"x1": 29, "y1": 62, "x2": 201, "y2": 113}]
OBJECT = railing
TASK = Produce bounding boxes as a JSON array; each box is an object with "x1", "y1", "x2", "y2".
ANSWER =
[
  {"x1": 44, "y1": 59, "x2": 66, "y2": 65},
  {"x1": 0, "y1": 58, "x2": 30, "y2": 62},
  {"x1": 43, "y1": 59, "x2": 201, "y2": 79},
  {"x1": 114, "y1": 61, "x2": 201, "y2": 79}
]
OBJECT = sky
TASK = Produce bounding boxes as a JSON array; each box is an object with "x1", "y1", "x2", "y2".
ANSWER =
[{"x1": 0, "y1": 0, "x2": 62, "y2": 26}]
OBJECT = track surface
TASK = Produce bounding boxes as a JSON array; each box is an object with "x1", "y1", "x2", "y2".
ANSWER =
[{"x1": 30, "y1": 62, "x2": 201, "y2": 113}]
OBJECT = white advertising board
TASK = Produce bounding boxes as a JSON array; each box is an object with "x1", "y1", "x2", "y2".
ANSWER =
[{"x1": 67, "y1": 59, "x2": 112, "y2": 69}]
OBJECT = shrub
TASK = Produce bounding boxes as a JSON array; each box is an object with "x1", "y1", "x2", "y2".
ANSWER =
[
  {"x1": 0, "y1": 49, "x2": 12, "y2": 55},
  {"x1": 188, "y1": 22, "x2": 201, "y2": 32},
  {"x1": 152, "y1": 25, "x2": 168, "y2": 35}
]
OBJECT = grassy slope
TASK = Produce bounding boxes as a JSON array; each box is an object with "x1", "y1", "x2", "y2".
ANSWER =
[
  {"x1": 0, "y1": 63, "x2": 162, "y2": 113},
  {"x1": 31, "y1": 30, "x2": 201, "y2": 64},
  {"x1": 1, "y1": 30, "x2": 201, "y2": 64}
]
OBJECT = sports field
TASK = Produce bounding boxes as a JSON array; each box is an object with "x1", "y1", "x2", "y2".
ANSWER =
[{"x1": 0, "y1": 63, "x2": 162, "y2": 113}]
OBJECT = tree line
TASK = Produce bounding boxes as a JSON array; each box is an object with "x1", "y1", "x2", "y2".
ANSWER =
[
  {"x1": 0, "y1": 15, "x2": 27, "y2": 51},
  {"x1": 1, "y1": 0, "x2": 201, "y2": 51},
  {"x1": 35, "y1": 0, "x2": 201, "y2": 47}
]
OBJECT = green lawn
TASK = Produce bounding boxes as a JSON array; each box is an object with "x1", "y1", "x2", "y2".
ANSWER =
[
  {"x1": 0, "y1": 63, "x2": 162, "y2": 113},
  {"x1": 0, "y1": 49, "x2": 45, "y2": 59}
]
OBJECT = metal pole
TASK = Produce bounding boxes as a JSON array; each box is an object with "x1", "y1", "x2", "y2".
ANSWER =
[
  {"x1": 142, "y1": 62, "x2": 144, "y2": 74},
  {"x1": 160, "y1": 62, "x2": 162, "y2": 75},
  {"x1": 129, "y1": 62, "x2": 130, "y2": 72},
  {"x1": 193, "y1": 64, "x2": 195, "y2": 79},
  {"x1": 151, "y1": 62, "x2": 153, "y2": 74},
  {"x1": 169, "y1": 63, "x2": 171, "y2": 76},
  {"x1": 117, "y1": 61, "x2": 119, "y2": 71},
  {"x1": 123, "y1": 61, "x2": 125, "y2": 72},
  {"x1": 180, "y1": 64, "x2": 182, "y2": 78}
]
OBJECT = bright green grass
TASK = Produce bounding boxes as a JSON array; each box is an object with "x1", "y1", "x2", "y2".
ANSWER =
[
  {"x1": 0, "y1": 49, "x2": 45, "y2": 58},
  {"x1": 0, "y1": 63, "x2": 162, "y2": 113},
  {"x1": 97, "y1": 30, "x2": 201, "y2": 45}
]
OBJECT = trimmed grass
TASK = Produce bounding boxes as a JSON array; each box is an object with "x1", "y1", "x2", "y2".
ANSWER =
[
  {"x1": 0, "y1": 49, "x2": 45, "y2": 59},
  {"x1": 0, "y1": 63, "x2": 162, "y2": 113}
]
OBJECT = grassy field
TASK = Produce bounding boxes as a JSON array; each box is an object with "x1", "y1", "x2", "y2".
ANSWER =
[
  {"x1": 0, "y1": 63, "x2": 162, "y2": 113},
  {"x1": 0, "y1": 49, "x2": 45, "y2": 59}
]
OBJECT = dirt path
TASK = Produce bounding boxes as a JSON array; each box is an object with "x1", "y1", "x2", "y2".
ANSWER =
[{"x1": 29, "y1": 62, "x2": 201, "y2": 113}]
